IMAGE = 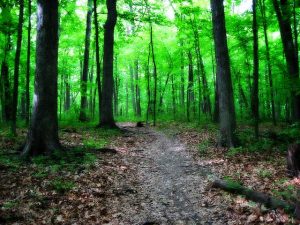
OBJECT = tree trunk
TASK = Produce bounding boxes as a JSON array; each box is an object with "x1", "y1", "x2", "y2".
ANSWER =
[
  {"x1": 99, "y1": 0, "x2": 117, "y2": 128},
  {"x1": 79, "y1": 0, "x2": 93, "y2": 122},
  {"x1": 1, "y1": 59, "x2": 12, "y2": 122},
  {"x1": 211, "y1": 0, "x2": 237, "y2": 147},
  {"x1": 158, "y1": 72, "x2": 171, "y2": 111},
  {"x1": 187, "y1": 51, "x2": 194, "y2": 122},
  {"x1": 272, "y1": 0, "x2": 300, "y2": 121},
  {"x1": 191, "y1": 21, "x2": 211, "y2": 117},
  {"x1": 259, "y1": 0, "x2": 276, "y2": 125},
  {"x1": 135, "y1": 60, "x2": 141, "y2": 117},
  {"x1": 11, "y1": 0, "x2": 24, "y2": 135},
  {"x1": 113, "y1": 56, "x2": 119, "y2": 116},
  {"x1": 150, "y1": 24, "x2": 158, "y2": 126},
  {"x1": 22, "y1": 0, "x2": 61, "y2": 156},
  {"x1": 25, "y1": 0, "x2": 31, "y2": 125},
  {"x1": 89, "y1": 58, "x2": 94, "y2": 115},
  {"x1": 130, "y1": 65, "x2": 136, "y2": 116},
  {"x1": 146, "y1": 43, "x2": 151, "y2": 124},
  {"x1": 171, "y1": 72, "x2": 176, "y2": 119},
  {"x1": 64, "y1": 74, "x2": 70, "y2": 111},
  {"x1": 252, "y1": 0, "x2": 259, "y2": 139},
  {"x1": 287, "y1": 143, "x2": 300, "y2": 178},
  {"x1": 293, "y1": 0, "x2": 298, "y2": 67},
  {"x1": 180, "y1": 42, "x2": 185, "y2": 109},
  {"x1": 212, "y1": 45, "x2": 219, "y2": 123},
  {"x1": 93, "y1": 0, "x2": 102, "y2": 122},
  {"x1": 126, "y1": 82, "x2": 129, "y2": 117}
]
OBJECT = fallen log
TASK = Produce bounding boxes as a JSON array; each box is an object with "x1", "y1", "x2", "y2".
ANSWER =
[{"x1": 212, "y1": 179, "x2": 299, "y2": 218}]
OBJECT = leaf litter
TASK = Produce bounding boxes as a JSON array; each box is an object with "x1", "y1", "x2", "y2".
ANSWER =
[{"x1": 0, "y1": 122, "x2": 298, "y2": 224}]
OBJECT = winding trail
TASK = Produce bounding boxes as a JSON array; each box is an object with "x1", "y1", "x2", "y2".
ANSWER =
[{"x1": 108, "y1": 124, "x2": 227, "y2": 225}]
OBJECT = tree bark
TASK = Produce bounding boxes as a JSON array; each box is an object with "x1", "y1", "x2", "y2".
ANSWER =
[
  {"x1": 99, "y1": 0, "x2": 117, "y2": 128},
  {"x1": 272, "y1": 0, "x2": 300, "y2": 121},
  {"x1": 211, "y1": 0, "x2": 237, "y2": 147},
  {"x1": 79, "y1": 0, "x2": 93, "y2": 122},
  {"x1": 180, "y1": 42, "x2": 185, "y2": 110},
  {"x1": 146, "y1": 43, "x2": 151, "y2": 124},
  {"x1": 187, "y1": 51, "x2": 194, "y2": 122},
  {"x1": 259, "y1": 0, "x2": 276, "y2": 125},
  {"x1": 93, "y1": 0, "x2": 102, "y2": 123},
  {"x1": 171, "y1": 72, "x2": 176, "y2": 119},
  {"x1": 114, "y1": 56, "x2": 119, "y2": 116},
  {"x1": 25, "y1": 0, "x2": 31, "y2": 125},
  {"x1": 135, "y1": 60, "x2": 141, "y2": 117},
  {"x1": 150, "y1": 24, "x2": 158, "y2": 126},
  {"x1": 252, "y1": 0, "x2": 259, "y2": 139},
  {"x1": 64, "y1": 74, "x2": 71, "y2": 111},
  {"x1": 1, "y1": 55, "x2": 12, "y2": 122},
  {"x1": 11, "y1": 0, "x2": 24, "y2": 135},
  {"x1": 22, "y1": 0, "x2": 61, "y2": 156},
  {"x1": 130, "y1": 64, "x2": 136, "y2": 116}
]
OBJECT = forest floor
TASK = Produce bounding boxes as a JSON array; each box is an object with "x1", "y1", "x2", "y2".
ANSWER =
[{"x1": 0, "y1": 122, "x2": 299, "y2": 224}]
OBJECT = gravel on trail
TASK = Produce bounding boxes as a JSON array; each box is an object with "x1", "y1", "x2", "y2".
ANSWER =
[{"x1": 106, "y1": 124, "x2": 228, "y2": 225}]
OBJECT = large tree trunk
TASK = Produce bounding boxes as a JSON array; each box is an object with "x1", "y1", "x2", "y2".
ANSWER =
[
  {"x1": 25, "y1": 0, "x2": 31, "y2": 125},
  {"x1": 272, "y1": 0, "x2": 300, "y2": 121},
  {"x1": 99, "y1": 0, "x2": 117, "y2": 128},
  {"x1": 252, "y1": 0, "x2": 259, "y2": 139},
  {"x1": 11, "y1": 0, "x2": 24, "y2": 135},
  {"x1": 211, "y1": 0, "x2": 237, "y2": 147},
  {"x1": 79, "y1": 0, "x2": 93, "y2": 122},
  {"x1": 22, "y1": 0, "x2": 61, "y2": 156}
]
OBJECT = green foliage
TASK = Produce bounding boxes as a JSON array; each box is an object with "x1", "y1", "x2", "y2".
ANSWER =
[
  {"x1": 32, "y1": 148, "x2": 97, "y2": 173},
  {"x1": 272, "y1": 185, "x2": 299, "y2": 202},
  {"x1": 257, "y1": 169, "x2": 272, "y2": 178},
  {"x1": 198, "y1": 140, "x2": 211, "y2": 156},
  {"x1": 226, "y1": 146, "x2": 245, "y2": 157},
  {"x1": 50, "y1": 179, "x2": 75, "y2": 194},
  {"x1": 223, "y1": 177, "x2": 243, "y2": 189},
  {"x1": 0, "y1": 153, "x2": 22, "y2": 171},
  {"x1": 1, "y1": 200, "x2": 19, "y2": 210}
]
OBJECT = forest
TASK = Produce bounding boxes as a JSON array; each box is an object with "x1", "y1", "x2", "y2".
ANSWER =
[{"x1": 0, "y1": 0, "x2": 300, "y2": 224}]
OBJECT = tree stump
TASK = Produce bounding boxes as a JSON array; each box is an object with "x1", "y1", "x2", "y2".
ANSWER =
[{"x1": 287, "y1": 143, "x2": 300, "y2": 178}]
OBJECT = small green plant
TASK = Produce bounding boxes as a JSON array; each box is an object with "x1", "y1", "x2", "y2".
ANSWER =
[
  {"x1": 0, "y1": 154, "x2": 22, "y2": 171},
  {"x1": 198, "y1": 140, "x2": 211, "y2": 156},
  {"x1": 2, "y1": 200, "x2": 19, "y2": 210},
  {"x1": 32, "y1": 171, "x2": 49, "y2": 178},
  {"x1": 272, "y1": 185, "x2": 298, "y2": 202},
  {"x1": 257, "y1": 169, "x2": 272, "y2": 178},
  {"x1": 31, "y1": 148, "x2": 97, "y2": 173},
  {"x1": 83, "y1": 138, "x2": 107, "y2": 149},
  {"x1": 50, "y1": 179, "x2": 75, "y2": 194},
  {"x1": 226, "y1": 146, "x2": 245, "y2": 157}
]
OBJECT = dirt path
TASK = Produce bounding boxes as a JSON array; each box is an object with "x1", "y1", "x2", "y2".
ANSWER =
[{"x1": 107, "y1": 124, "x2": 228, "y2": 225}]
